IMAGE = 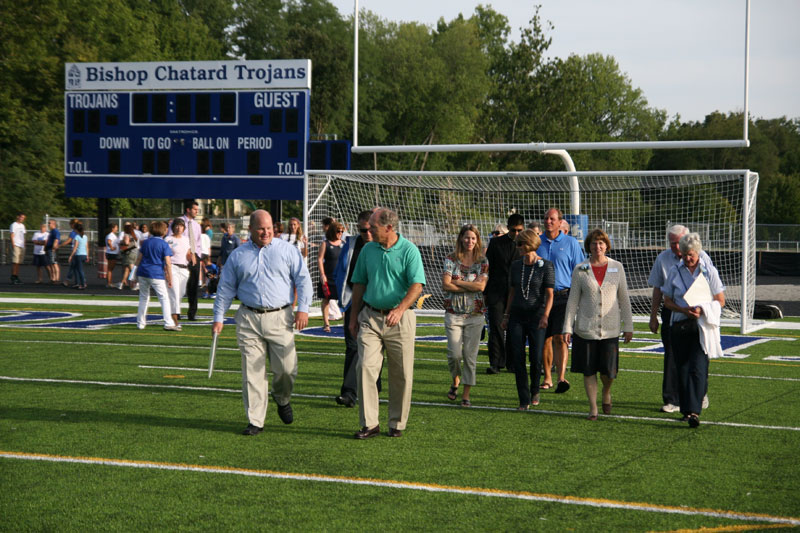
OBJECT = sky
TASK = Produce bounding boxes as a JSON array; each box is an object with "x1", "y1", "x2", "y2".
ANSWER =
[{"x1": 328, "y1": 0, "x2": 800, "y2": 123}]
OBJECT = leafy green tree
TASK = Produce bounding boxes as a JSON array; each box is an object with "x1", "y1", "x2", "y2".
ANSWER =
[
  {"x1": 0, "y1": 0, "x2": 230, "y2": 226},
  {"x1": 651, "y1": 112, "x2": 800, "y2": 223}
]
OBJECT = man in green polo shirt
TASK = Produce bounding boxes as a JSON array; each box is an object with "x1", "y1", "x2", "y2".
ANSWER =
[{"x1": 349, "y1": 208, "x2": 426, "y2": 439}]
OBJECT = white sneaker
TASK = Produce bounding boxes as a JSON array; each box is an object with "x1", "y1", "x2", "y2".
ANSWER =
[
  {"x1": 163, "y1": 325, "x2": 179, "y2": 331},
  {"x1": 116, "y1": 282, "x2": 124, "y2": 290},
  {"x1": 702, "y1": 395, "x2": 709, "y2": 409},
  {"x1": 661, "y1": 403, "x2": 680, "y2": 413},
  {"x1": 137, "y1": 325, "x2": 145, "y2": 330}
]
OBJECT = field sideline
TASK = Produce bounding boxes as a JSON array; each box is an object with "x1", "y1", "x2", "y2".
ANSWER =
[{"x1": 1, "y1": 293, "x2": 799, "y2": 531}]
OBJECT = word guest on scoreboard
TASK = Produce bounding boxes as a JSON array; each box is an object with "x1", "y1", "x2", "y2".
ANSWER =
[{"x1": 64, "y1": 60, "x2": 311, "y2": 200}]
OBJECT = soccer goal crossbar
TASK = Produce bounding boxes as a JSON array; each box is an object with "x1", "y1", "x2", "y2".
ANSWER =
[{"x1": 306, "y1": 169, "x2": 759, "y2": 333}]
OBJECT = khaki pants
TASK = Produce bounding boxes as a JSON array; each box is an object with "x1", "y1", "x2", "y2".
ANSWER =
[
  {"x1": 236, "y1": 306, "x2": 297, "y2": 428},
  {"x1": 444, "y1": 313, "x2": 484, "y2": 386},
  {"x1": 357, "y1": 306, "x2": 416, "y2": 430}
]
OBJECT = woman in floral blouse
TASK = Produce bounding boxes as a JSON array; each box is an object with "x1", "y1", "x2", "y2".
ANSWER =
[
  {"x1": 442, "y1": 224, "x2": 489, "y2": 407},
  {"x1": 502, "y1": 229, "x2": 555, "y2": 410}
]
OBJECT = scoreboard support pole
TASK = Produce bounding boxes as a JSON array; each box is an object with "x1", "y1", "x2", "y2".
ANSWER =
[{"x1": 97, "y1": 198, "x2": 110, "y2": 248}]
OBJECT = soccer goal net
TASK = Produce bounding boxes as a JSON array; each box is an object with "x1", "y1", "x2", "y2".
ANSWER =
[{"x1": 306, "y1": 170, "x2": 759, "y2": 333}]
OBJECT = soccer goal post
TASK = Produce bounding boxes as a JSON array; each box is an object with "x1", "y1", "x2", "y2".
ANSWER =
[{"x1": 306, "y1": 169, "x2": 759, "y2": 333}]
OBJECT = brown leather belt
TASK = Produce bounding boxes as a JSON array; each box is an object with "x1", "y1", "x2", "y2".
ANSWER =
[{"x1": 365, "y1": 302, "x2": 397, "y2": 315}]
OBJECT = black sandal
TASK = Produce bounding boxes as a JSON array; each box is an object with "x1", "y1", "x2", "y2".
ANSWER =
[{"x1": 447, "y1": 385, "x2": 458, "y2": 401}]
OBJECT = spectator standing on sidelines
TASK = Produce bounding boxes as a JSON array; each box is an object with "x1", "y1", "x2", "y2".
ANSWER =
[
  {"x1": 483, "y1": 213, "x2": 524, "y2": 374},
  {"x1": 333, "y1": 209, "x2": 380, "y2": 408},
  {"x1": 119, "y1": 223, "x2": 139, "y2": 289},
  {"x1": 349, "y1": 208, "x2": 426, "y2": 439},
  {"x1": 212, "y1": 209, "x2": 312, "y2": 436},
  {"x1": 134, "y1": 221, "x2": 177, "y2": 331},
  {"x1": 217, "y1": 223, "x2": 240, "y2": 268},
  {"x1": 538, "y1": 208, "x2": 585, "y2": 394},
  {"x1": 67, "y1": 223, "x2": 89, "y2": 290},
  {"x1": 32, "y1": 223, "x2": 48, "y2": 284},
  {"x1": 648, "y1": 225, "x2": 711, "y2": 413},
  {"x1": 165, "y1": 218, "x2": 194, "y2": 330},
  {"x1": 281, "y1": 217, "x2": 308, "y2": 260},
  {"x1": 44, "y1": 219, "x2": 61, "y2": 284},
  {"x1": 173, "y1": 201, "x2": 203, "y2": 321},
  {"x1": 105, "y1": 223, "x2": 120, "y2": 288},
  {"x1": 61, "y1": 219, "x2": 79, "y2": 287},
  {"x1": 10, "y1": 212, "x2": 26, "y2": 284}
]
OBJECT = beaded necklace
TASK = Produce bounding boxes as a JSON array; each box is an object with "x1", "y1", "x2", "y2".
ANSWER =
[{"x1": 520, "y1": 256, "x2": 540, "y2": 300}]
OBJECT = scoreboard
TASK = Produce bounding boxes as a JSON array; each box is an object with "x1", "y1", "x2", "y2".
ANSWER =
[{"x1": 64, "y1": 60, "x2": 311, "y2": 200}]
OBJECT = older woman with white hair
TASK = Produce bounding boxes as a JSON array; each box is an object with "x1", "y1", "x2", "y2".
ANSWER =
[{"x1": 661, "y1": 232, "x2": 725, "y2": 428}]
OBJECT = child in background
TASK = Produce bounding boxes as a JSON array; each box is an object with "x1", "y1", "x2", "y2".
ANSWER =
[
  {"x1": 202, "y1": 263, "x2": 219, "y2": 299},
  {"x1": 134, "y1": 221, "x2": 177, "y2": 331}
]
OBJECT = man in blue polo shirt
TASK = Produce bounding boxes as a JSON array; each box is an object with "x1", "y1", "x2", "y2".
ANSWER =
[
  {"x1": 538, "y1": 208, "x2": 585, "y2": 393},
  {"x1": 349, "y1": 208, "x2": 426, "y2": 439}
]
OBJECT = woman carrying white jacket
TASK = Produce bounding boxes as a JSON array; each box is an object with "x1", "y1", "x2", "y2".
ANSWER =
[{"x1": 563, "y1": 229, "x2": 633, "y2": 420}]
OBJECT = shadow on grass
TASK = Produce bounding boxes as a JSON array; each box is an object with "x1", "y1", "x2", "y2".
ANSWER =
[{"x1": 0, "y1": 406, "x2": 240, "y2": 434}]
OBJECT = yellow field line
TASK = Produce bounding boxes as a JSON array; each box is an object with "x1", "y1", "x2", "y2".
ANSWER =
[
  {"x1": 650, "y1": 523, "x2": 794, "y2": 532},
  {"x1": 2, "y1": 450, "x2": 798, "y2": 526}
]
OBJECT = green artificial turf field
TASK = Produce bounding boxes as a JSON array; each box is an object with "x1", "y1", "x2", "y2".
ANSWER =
[{"x1": 1, "y1": 293, "x2": 799, "y2": 531}]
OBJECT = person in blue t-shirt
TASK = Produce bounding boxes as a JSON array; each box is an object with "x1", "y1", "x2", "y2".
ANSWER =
[
  {"x1": 44, "y1": 219, "x2": 62, "y2": 284},
  {"x1": 217, "y1": 222, "x2": 241, "y2": 268},
  {"x1": 538, "y1": 208, "x2": 585, "y2": 394},
  {"x1": 134, "y1": 221, "x2": 178, "y2": 331}
]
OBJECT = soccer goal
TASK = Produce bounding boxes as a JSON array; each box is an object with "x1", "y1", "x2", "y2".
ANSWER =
[{"x1": 306, "y1": 169, "x2": 759, "y2": 333}]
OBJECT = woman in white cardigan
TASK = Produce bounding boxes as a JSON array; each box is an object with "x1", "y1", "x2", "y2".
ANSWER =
[{"x1": 563, "y1": 229, "x2": 633, "y2": 420}]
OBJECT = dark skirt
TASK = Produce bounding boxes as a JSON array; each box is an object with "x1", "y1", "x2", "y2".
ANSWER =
[{"x1": 570, "y1": 334, "x2": 619, "y2": 378}]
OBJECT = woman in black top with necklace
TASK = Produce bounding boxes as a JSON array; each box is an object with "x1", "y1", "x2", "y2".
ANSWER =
[{"x1": 502, "y1": 229, "x2": 555, "y2": 410}]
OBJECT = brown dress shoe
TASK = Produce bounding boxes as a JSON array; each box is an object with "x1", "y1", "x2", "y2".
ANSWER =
[
  {"x1": 387, "y1": 428, "x2": 402, "y2": 438},
  {"x1": 354, "y1": 425, "x2": 380, "y2": 439}
]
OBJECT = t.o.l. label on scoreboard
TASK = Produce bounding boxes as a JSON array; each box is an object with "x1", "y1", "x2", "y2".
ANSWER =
[{"x1": 64, "y1": 60, "x2": 311, "y2": 200}]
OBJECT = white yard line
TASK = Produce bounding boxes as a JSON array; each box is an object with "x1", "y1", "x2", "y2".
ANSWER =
[{"x1": 1, "y1": 375, "x2": 799, "y2": 432}]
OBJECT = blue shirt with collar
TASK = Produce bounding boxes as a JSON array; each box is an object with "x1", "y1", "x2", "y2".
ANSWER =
[
  {"x1": 648, "y1": 248, "x2": 711, "y2": 289},
  {"x1": 537, "y1": 232, "x2": 585, "y2": 291},
  {"x1": 213, "y1": 237, "x2": 312, "y2": 322},
  {"x1": 661, "y1": 255, "x2": 725, "y2": 323}
]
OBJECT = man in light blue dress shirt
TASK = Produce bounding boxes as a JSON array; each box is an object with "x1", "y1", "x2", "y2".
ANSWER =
[{"x1": 212, "y1": 210, "x2": 312, "y2": 436}]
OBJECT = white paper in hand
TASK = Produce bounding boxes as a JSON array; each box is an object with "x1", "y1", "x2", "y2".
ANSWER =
[{"x1": 683, "y1": 273, "x2": 713, "y2": 307}]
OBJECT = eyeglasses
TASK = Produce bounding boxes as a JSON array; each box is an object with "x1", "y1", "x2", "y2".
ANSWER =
[
  {"x1": 507, "y1": 227, "x2": 524, "y2": 234},
  {"x1": 359, "y1": 228, "x2": 370, "y2": 233},
  {"x1": 491, "y1": 231, "x2": 501, "y2": 236}
]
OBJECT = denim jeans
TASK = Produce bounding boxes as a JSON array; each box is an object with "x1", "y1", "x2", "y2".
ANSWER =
[
  {"x1": 508, "y1": 315, "x2": 546, "y2": 406},
  {"x1": 73, "y1": 255, "x2": 87, "y2": 286}
]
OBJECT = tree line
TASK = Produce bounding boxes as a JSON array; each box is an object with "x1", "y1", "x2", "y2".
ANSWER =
[{"x1": 2, "y1": 0, "x2": 798, "y2": 228}]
